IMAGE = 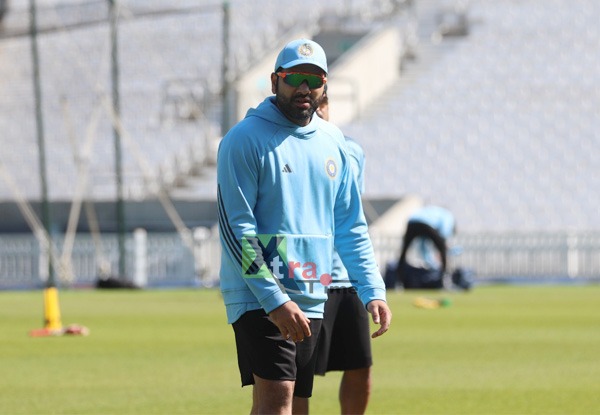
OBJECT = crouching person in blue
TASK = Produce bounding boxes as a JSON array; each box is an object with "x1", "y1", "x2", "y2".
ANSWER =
[
  {"x1": 395, "y1": 205, "x2": 456, "y2": 289},
  {"x1": 216, "y1": 38, "x2": 392, "y2": 414}
]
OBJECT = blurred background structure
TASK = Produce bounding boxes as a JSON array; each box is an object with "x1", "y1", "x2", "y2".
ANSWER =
[{"x1": 0, "y1": 0, "x2": 599, "y2": 289}]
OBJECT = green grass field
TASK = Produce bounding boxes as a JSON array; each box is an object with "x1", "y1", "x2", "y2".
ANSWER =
[{"x1": 1, "y1": 285, "x2": 599, "y2": 414}]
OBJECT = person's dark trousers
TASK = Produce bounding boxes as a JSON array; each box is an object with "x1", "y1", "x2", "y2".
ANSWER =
[{"x1": 396, "y1": 221, "x2": 447, "y2": 286}]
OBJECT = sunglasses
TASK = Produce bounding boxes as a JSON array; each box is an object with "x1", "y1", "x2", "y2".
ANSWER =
[{"x1": 276, "y1": 72, "x2": 327, "y2": 89}]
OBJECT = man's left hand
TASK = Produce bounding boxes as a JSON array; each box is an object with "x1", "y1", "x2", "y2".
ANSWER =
[{"x1": 367, "y1": 300, "x2": 392, "y2": 338}]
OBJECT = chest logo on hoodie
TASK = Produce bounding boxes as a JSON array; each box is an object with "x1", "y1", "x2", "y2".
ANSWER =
[{"x1": 325, "y1": 158, "x2": 337, "y2": 179}]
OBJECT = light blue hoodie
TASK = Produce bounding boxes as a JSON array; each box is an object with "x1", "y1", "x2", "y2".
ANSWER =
[
  {"x1": 217, "y1": 97, "x2": 386, "y2": 323},
  {"x1": 330, "y1": 136, "x2": 366, "y2": 288}
]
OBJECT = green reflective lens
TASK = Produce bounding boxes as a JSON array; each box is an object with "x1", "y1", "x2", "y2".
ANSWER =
[{"x1": 277, "y1": 72, "x2": 326, "y2": 89}]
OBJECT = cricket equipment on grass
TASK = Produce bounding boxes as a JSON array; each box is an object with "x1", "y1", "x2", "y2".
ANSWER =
[{"x1": 413, "y1": 296, "x2": 452, "y2": 309}]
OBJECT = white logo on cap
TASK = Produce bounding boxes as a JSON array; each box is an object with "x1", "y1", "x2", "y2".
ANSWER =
[{"x1": 298, "y1": 43, "x2": 313, "y2": 57}]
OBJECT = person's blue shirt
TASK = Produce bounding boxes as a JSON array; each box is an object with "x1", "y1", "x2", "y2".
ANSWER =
[
  {"x1": 408, "y1": 205, "x2": 456, "y2": 270},
  {"x1": 217, "y1": 97, "x2": 386, "y2": 323},
  {"x1": 409, "y1": 206, "x2": 455, "y2": 239},
  {"x1": 330, "y1": 136, "x2": 366, "y2": 288}
]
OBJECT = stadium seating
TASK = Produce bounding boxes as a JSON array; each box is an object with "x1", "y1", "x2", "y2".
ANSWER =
[
  {"x1": 0, "y1": 0, "x2": 598, "y2": 234},
  {"x1": 2, "y1": 0, "x2": 600, "y2": 287},
  {"x1": 0, "y1": 0, "x2": 361, "y2": 201},
  {"x1": 342, "y1": 0, "x2": 600, "y2": 233}
]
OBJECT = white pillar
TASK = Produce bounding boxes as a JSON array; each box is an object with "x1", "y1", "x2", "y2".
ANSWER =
[
  {"x1": 567, "y1": 234, "x2": 578, "y2": 279},
  {"x1": 193, "y1": 226, "x2": 211, "y2": 286},
  {"x1": 133, "y1": 228, "x2": 148, "y2": 287}
]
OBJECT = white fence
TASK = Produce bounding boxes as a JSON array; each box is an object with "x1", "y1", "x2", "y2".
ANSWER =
[
  {"x1": 371, "y1": 232, "x2": 600, "y2": 281},
  {"x1": 1, "y1": 231, "x2": 599, "y2": 289}
]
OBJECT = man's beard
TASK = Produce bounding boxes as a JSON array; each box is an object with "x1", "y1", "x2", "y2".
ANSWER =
[{"x1": 276, "y1": 92, "x2": 322, "y2": 123}]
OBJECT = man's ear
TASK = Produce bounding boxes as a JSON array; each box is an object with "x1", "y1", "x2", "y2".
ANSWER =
[{"x1": 271, "y1": 73, "x2": 278, "y2": 94}]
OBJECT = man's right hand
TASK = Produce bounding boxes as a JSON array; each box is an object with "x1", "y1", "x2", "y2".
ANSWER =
[{"x1": 268, "y1": 301, "x2": 311, "y2": 342}]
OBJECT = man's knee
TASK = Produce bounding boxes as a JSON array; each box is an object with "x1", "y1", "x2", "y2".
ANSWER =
[
  {"x1": 344, "y1": 367, "x2": 371, "y2": 387},
  {"x1": 253, "y1": 375, "x2": 294, "y2": 413}
]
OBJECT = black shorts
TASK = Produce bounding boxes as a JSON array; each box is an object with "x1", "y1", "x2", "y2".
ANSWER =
[
  {"x1": 232, "y1": 309, "x2": 323, "y2": 398},
  {"x1": 315, "y1": 287, "x2": 372, "y2": 375}
]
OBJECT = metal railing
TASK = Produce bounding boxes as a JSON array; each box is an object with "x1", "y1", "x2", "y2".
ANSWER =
[
  {"x1": 1, "y1": 231, "x2": 599, "y2": 290},
  {"x1": 370, "y1": 232, "x2": 600, "y2": 281}
]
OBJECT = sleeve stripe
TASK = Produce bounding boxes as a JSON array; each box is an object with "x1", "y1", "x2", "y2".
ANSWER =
[
  {"x1": 217, "y1": 185, "x2": 260, "y2": 274},
  {"x1": 217, "y1": 185, "x2": 243, "y2": 267}
]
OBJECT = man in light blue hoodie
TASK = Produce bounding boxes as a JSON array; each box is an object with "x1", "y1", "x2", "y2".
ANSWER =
[{"x1": 217, "y1": 38, "x2": 391, "y2": 414}]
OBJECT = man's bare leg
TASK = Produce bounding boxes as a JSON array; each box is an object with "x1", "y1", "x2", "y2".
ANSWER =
[
  {"x1": 252, "y1": 375, "x2": 294, "y2": 414},
  {"x1": 292, "y1": 396, "x2": 309, "y2": 415},
  {"x1": 339, "y1": 367, "x2": 371, "y2": 415}
]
